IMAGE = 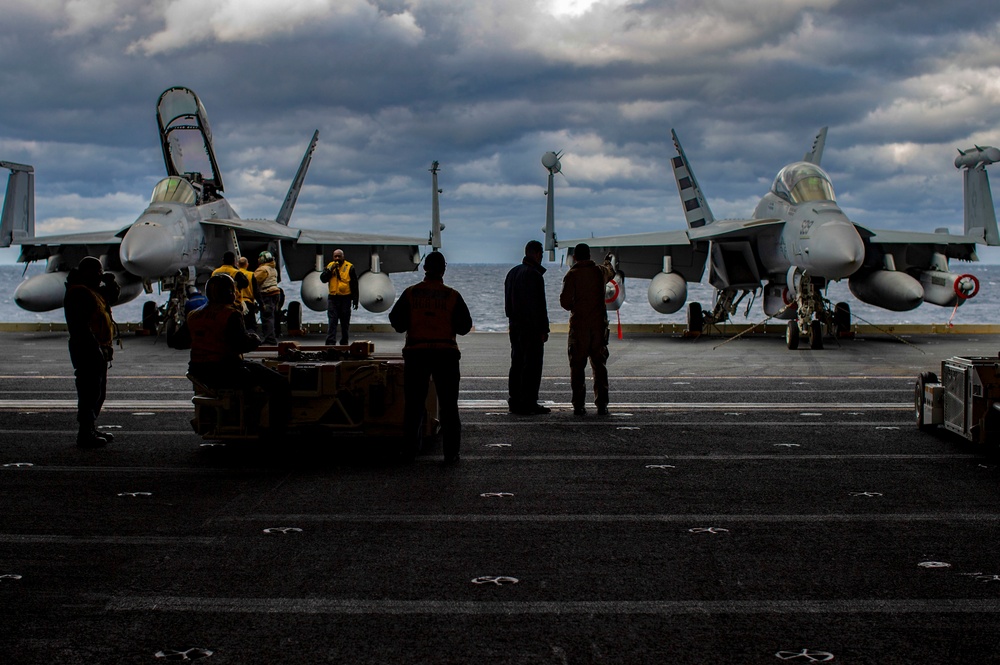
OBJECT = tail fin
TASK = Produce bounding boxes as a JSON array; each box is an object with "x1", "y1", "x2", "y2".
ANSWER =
[
  {"x1": 803, "y1": 127, "x2": 827, "y2": 165},
  {"x1": 276, "y1": 130, "x2": 319, "y2": 226},
  {"x1": 429, "y1": 161, "x2": 444, "y2": 250},
  {"x1": 0, "y1": 161, "x2": 34, "y2": 247},
  {"x1": 956, "y1": 145, "x2": 1000, "y2": 246},
  {"x1": 670, "y1": 130, "x2": 714, "y2": 229}
]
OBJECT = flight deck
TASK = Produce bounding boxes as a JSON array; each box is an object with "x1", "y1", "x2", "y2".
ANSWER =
[{"x1": 1, "y1": 329, "x2": 999, "y2": 663}]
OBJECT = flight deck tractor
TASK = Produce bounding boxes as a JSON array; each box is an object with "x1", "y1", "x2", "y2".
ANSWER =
[{"x1": 915, "y1": 356, "x2": 1000, "y2": 445}]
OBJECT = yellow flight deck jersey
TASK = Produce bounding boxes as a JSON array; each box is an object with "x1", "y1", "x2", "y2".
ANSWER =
[
  {"x1": 325, "y1": 260, "x2": 354, "y2": 296},
  {"x1": 212, "y1": 264, "x2": 254, "y2": 305},
  {"x1": 237, "y1": 268, "x2": 255, "y2": 304}
]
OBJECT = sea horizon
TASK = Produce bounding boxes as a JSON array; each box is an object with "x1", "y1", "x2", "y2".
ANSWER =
[{"x1": 3, "y1": 262, "x2": 999, "y2": 333}]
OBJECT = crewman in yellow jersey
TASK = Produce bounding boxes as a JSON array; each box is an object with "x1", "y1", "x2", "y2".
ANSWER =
[
  {"x1": 237, "y1": 256, "x2": 259, "y2": 333},
  {"x1": 389, "y1": 251, "x2": 473, "y2": 463},
  {"x1": 320, "y1": 248, "x2": 359, "y2": 345}
]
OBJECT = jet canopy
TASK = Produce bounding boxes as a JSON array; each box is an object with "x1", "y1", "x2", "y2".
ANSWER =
[
  {"x1": 150, "y1": 176, "x2": 198, "y2": 205},
  {"x1": 771, "y1": 162, "x2": 836, "y2": 204},
  {"x1": 156, "y1": 86, "x2": 224, "y2": 198}
]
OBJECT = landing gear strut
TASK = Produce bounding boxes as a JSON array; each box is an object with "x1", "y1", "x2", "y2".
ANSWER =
[{"x1": 787, "y1": 274, "x2": 841, "y2": 351}]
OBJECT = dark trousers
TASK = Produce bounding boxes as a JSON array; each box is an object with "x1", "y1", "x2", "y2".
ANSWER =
[
  {"x1": 259, "y1": 293, "x2": 280, "y2": 344},
  {"x1": 402, "y1": 348, "x2": 461, "y2": 459},
  {"x1": 508, "y1": 324, "x2": 545, "y2": 408},
  {"x1": 568, "y1": 326, "x2": 609, "y2": 409},
  {"x1": 326, "y1": 295, "x2": 353, "y2": 345},
  {"x1": 69, "y1": 339, "x2": 108, "y2": 427}
]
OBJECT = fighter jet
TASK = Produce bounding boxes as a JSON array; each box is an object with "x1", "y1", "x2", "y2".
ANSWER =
[
  {"x1": 556, "y1": 128, "x2": 999, "y2": 349},
  {"x1": 1, "y1": 86, "x2": 440, "y2": 338}
]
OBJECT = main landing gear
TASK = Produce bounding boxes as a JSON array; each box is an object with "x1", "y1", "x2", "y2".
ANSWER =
[
  {"x1": 685, "y1": 277, "x2": 852, "y2": 351},
  {"x1": 783, "y1": 275, "x2": 851, "y2": 351}
]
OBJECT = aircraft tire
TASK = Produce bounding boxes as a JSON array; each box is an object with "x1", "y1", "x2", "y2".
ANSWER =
[
  {"x1": 287, "y1": 301, "x2": 302, "y2": 334},
  {"x1": 786, "y1": 321, "x2": 799, "y2": 350},
  {"x1": 833, "y1": 302, "x2": 851, "y2": 335},
  {"x1": 141, "y1": 301, "x2": 158, "y2": 333},
  {"x1": 915, "y1": 371, "x2": 938, "y2": 431},
  {"x1": 687, "y1": 302, "x2": 703, "y2": 334},
  {"x1": 809, "y1": 320, "x2": 824, "y2": 350}
]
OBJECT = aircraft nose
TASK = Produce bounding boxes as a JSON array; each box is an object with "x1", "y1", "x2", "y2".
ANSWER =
[
  {"x1": 808, "y1": 221, "x2": 865, "y2": 279},
  {"x1": 120, "y1": 222, "x2": 176, "y2": 277}
]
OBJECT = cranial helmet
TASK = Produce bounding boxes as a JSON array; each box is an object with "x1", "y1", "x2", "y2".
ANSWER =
[
  {"x1": 258, "y1": 250, "x2": 273, "y2": 263},
  {"x1": 205, "y1": 274, "x2": 237, "y2": 305}
]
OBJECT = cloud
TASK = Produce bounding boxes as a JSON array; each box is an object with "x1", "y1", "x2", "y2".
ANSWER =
[{"x1": 125, "y1": 0, "x2": 424, "y2": 55}]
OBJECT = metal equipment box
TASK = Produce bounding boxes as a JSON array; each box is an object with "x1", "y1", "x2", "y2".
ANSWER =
[
  {"x1": 917, "y1": 356, "x2": 1000, "y2": 445},
  {"x1": 940, "y1": 356, "x2": 1000, "y2": 444}
]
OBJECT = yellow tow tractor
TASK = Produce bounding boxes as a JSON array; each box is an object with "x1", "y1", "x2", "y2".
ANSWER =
[{"x1": 188, "y1": 341, "x2": 437, "y2": 442}]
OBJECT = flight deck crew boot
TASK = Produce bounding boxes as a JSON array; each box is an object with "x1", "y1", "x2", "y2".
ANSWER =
[{"x1": 77, "y1": 425, "x2": 107, "y2": 448}]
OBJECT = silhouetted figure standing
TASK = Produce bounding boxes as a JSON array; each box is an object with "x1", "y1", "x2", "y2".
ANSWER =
[
  {"x1": 321, "y1": 248, "x2": 359, "y2": 345},
  {"x1": 64, "y1": 256, "x2": 120, "y2": 447},
  {"x1": 389, "y1": 251, "x2": 472, "y2": 463},
  {"x1": 559, "y1": 243, "x2": 615, "y2": 416},
  {"x1": 504, "y1": 239, "x2": 550, "y2": 415}
]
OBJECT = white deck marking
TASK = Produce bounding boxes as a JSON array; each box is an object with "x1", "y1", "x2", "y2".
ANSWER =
[
  {"x1": 105, "y1": 596, "x2": 1000, "y2": 615},
  {"x1": 0, "y1": 399, "x2": 913, "y2": 411}
]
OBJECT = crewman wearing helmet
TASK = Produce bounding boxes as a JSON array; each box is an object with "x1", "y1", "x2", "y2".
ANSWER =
[
  {"x1": 212, "y1": 251, "x2": 256, "y2": 332},
  {"x1": 253, "y1": 250, "x2": 281, "y2": 344},
  {"x1": 172, "y1": 273, "x2": 290, "y2": 434}
]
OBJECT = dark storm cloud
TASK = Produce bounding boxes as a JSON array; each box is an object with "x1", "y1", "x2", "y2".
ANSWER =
[{"x1": 1, "y1": 0, "x2": 999, "y2": 265}]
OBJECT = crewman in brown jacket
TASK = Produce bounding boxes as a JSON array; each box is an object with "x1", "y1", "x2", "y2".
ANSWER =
[{"x1": 559, "y1": 243, "x2": 615, "y2": 416}]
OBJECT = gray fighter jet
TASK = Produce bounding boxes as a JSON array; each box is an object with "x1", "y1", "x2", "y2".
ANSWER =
[
  {"x1": 556, "y1": 128, "x2": 999, "y2": 349},
  {"x1": 0, "y1": 86, "x2": 441, "y2": 337}
]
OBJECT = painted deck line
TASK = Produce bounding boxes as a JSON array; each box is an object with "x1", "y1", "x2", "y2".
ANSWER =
[
  {"x1": 104, "y1": 596, "x2": 1000, "y2": 615},
  {"x1": 0, "y1": 399, "x2": 914, "y2": 411},
  {"x1": 211, "y1": 513, "x2": 1000, "y2": 524}
]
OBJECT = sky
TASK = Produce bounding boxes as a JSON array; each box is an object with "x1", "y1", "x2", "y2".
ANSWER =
[{"x1": 2, "y1": 0, "x2": 1000, "y2": 266}]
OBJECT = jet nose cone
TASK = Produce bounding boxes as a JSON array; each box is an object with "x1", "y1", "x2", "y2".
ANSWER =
[
  {"x1": 120, "y1": 222, "x2": 176, "y2": 277},
  {"x1": 809, "y1": 221, "x2": 865, "y2": 279}
]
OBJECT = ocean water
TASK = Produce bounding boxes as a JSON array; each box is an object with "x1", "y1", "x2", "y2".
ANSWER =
[{"x1": 2, "y1": 263, "x2": 999, "y2": 332}]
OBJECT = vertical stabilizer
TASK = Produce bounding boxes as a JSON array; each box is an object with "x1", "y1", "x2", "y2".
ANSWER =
[
  {"x1": 0, "y1": 161, "x2": 34, "y2": 247},
  {"x1": 803, "y1": 127, "x2": 827, "y2": 165},
  {"x1": 670, "y1": 130, "x2": 714, "y2": 229},
  {"x1": 276, "y1": 130, "x2": 319, "y2": 226},
  {"x1": 956, "y1": 145, "x2": 1000, "y2": 246}
]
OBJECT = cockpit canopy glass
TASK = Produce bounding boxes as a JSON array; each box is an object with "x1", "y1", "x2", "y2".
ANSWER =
[
  {"x1": 771, "y1": 162, "x2": 836, "y2": 204},
  {"x1": 150, "y1": 176, "x2": 197, "y2": 205}
]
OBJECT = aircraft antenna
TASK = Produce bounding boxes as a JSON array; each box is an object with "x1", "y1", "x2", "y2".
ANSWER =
[
  {"x1": 430, "y1": 161, "x2": 444, "y2": 250},
  {"x1": 542, "y1": 151, "x2": 562, "y2": 262}
]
